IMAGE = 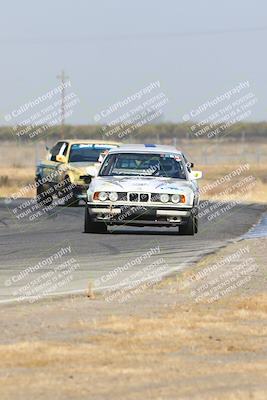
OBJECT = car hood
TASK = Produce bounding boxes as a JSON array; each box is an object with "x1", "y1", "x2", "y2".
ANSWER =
[
  {"x1": 90, "y1": 176, "x2": 195, "y2": 193},
  {"x1": 67, "y1": 162, "x2": 97, "y2": 175}
]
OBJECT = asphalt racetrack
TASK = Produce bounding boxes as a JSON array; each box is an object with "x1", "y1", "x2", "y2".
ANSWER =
[{"x1": 0, "y1": 199, "x2": 265, "y2": 304}]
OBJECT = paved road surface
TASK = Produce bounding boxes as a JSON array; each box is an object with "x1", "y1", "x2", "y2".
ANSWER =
[{"x1": 0, "y1": 199, "x2": 265, "y2": 303}]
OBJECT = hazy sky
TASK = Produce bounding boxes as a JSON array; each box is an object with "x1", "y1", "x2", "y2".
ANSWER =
[{"x1": 0, "y1": 0, "x2": 266, "y2": 125}]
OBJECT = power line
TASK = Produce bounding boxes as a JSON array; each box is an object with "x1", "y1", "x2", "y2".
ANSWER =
[{"x1": 1, "y1": 26, "x2": 267, "y2": 44}]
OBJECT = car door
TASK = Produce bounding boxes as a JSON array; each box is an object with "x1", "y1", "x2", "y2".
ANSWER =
[
  {"x1": 54, "y1": 142, "x2": 69, "y2": 185},
  {"x1": 40, "y1": 141, "x2": 66, "y2": 184}
]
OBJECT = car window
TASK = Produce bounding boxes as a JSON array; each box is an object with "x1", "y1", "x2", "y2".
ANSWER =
[
  {"x1": 59, "y1": 142, "x2": 69, "y2": 157},
  {"x1": 50, "y1": 142, "x2": 64, "y2": 162},
  {"x1": 68, "y1": 144, "x2": 116, "y2": 163},
  {"x1": 99, "y1": 153, "x2": 187, "y2": 179}
]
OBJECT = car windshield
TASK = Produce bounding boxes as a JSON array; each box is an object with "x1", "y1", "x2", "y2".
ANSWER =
[
  {"x1": 99, "y1": 152, "x2": 187, "y2": 179},
  {"x1": 68, "y1": 144, "x2": 116, "y2": 162}
]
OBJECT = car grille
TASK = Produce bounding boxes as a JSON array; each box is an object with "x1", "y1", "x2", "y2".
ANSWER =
[
  {"x1": 140, "y1": 193, "x2": 149, "y2": 202},
  {"x1": 128, "y1": 193, "x2": 149, "y2": 202},
  {"x1": 114, "y1": 193, "x2": 166, "y2": 202},
  {"x1": 117, "y1": 192, "x2": 128, "y2": 201},
  {"x1": 151, "y1": 193, "x2": 161, "y2": 202},
  {"x1": 129, "y1": 193, "x2": 139, "y2": 202}
]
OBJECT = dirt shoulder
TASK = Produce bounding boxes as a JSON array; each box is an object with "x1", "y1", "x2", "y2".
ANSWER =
[{"x1": 0, "y1": 237, "x2": 267, "y2": 400}]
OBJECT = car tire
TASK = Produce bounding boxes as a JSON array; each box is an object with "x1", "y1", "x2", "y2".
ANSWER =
[
  {"x1": 194, "y1": 216, "x2": 198, "y2": 234},
  {"x1": 62, "y1": 176, "x2": 79, "y2": 207},
  {"x1": 178, "y1": 216, "x2": 198, "y2": 235},
  {"x1": 36, "y1": 184, "x2": 53, "y2": 206},
  {"x1": 84, "y1": 207, "x2": 107, "y2": 233}
]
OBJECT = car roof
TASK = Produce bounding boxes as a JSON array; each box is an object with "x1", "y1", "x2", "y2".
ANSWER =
[
  {"x1": 108, "y1": 144, "x2": 182, "y2": 154},
  {"x1": 57, "y1": 139, "x2": 120, "y2": 146}
]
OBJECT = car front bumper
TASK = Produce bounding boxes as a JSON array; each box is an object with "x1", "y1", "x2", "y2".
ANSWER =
[
  {"x1": 73, "y1": 185, "x2": 89, "y2": 200},
  {"x1": 87, "y1": 203, "x2": 197, "y2": 226}
]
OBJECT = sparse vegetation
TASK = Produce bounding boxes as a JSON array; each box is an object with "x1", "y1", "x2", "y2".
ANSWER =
[
  {"x1": 1, "y1": 139, "x2": 267, "y2": 201},
  {"x1": 0, "y1": 239, "x2": 266, "y2": 400},
  {"x1": 1, "y1": 122, "x2": 267, "y2": 142}
]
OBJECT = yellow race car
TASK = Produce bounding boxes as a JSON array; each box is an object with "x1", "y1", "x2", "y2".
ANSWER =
[{"x1": 35, "y1": 140, "x2": 119, "y2": 206}]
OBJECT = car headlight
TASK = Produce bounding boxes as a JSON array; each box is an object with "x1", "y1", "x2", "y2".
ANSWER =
[
  {"x1": 160, "y1": 194, "x2": 169, "y2": 203},
  {"x1": 171, "y1": 194, "x2": 180, "y2": 203},
  {"x1": 99, "y1": 191, "x2": 108, "y2": 201},
  {"x1": 109, "y1": 192, "x2": 118, "y2": 202}
]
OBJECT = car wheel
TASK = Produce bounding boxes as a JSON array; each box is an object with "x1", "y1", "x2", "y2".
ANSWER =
[
  {"x1": 84, "y1": 207, "x2": 107, "y2": 233},
  {"x1": 194, "y1": 217, "x2": 198, "y2": 234},
  {"x1": 36, "y1": 184, "x2": 53, "y2": 206},
  {"x1": 62, "y1": 177, "x2": 79, "y2": 207},
  {"x1": 178, "y1": 216, "x2": 198, "y2": 235}
]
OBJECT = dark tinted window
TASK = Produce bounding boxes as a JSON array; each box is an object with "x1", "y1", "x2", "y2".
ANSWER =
[
  {"x1": 99, "y1": 153, "x2": 186, "y2": 179},
  {"x1": 68, "y1": 144, "x2": 116, "y2": 163},
  {"x1": 50, "y1": 142, "x2": 64, "y2": 162}
]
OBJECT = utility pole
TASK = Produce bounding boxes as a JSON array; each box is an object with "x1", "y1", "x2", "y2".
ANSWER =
[{"x1": 57, "y1": 70, "x2": 69, "y2": 139}]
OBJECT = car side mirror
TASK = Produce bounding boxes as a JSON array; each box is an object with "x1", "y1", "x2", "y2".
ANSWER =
[
  {"x1": 56, "y1": 154, "x2": 67, "y2": 163},
  {"x1": 80, "y1": 175, "x2": 92, "y2": 184},
  {"x1": 186, "y1": 161, "x2": 194, "y2": 171},
  {"x1": 86, "y1": 165, "x2": 98, "y2": 177},
  {"x1": 189, "y1": 171, "x2": 202, "y2": 180}
]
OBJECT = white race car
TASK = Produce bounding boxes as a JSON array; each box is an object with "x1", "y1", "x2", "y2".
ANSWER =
[{"x1": 84, "y1": 144, "x2": 202, "y2": 235}]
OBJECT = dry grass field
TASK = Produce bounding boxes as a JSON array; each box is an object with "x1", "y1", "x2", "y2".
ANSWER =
[
  {"x1": 1, "y1": 238, "x2": 266, "y2": 400},
  {"x1": 0, "y1": 142, "x2": 267, "y2": 203},
  {"x1": 0, "y1": 140, "x2": 266, "y2": 202},
  {"x1": 0, "y1": 140, "x2": 266, "y2": 399},
  {"x1": 199, "y1": 164, "x2": 267, "y2": 203}
]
